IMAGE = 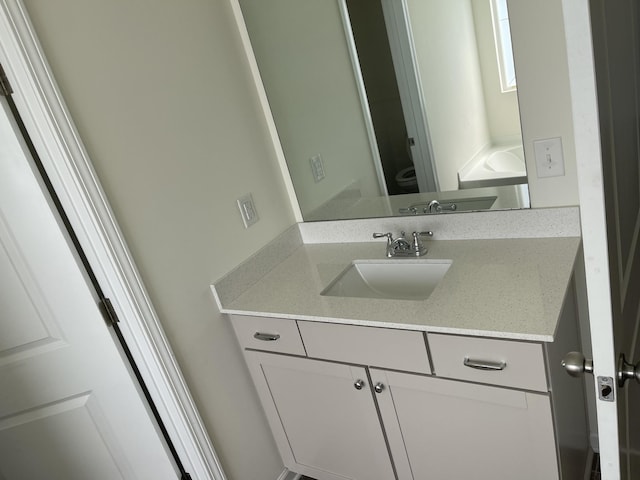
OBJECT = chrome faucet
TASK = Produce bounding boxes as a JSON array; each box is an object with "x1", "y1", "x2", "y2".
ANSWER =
[{"x1": 373, "y1": 231, "x2": 433, "y2": 257}]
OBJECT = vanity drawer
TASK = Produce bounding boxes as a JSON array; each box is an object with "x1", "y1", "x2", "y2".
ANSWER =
[
  {"x1": 428, "y1": 333, "x2": 547, "y2": 392},
  {"x1": 230, "y1": 315, "x2": 306, "y2": 356},
  {"x1": 298, "y1": 321, "x2": 431, "y2": 374}
]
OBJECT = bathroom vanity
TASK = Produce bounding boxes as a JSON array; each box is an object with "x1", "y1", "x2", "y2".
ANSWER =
[{"x1": 214, "y1": 234, "x2": 589, "y2": 480}]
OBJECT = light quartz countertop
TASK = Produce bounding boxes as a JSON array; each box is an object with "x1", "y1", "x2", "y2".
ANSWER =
[{"x1": 216, "y1": 237, "x2": 581, "y2": 342}]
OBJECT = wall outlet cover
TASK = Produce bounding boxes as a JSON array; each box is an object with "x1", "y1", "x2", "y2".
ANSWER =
[
  {"x1": 237, "y1": 194, "x2": 259, "y2": 228},
  {"x1": 310, "y1": 154, "x2": 325, "y2": 183}
]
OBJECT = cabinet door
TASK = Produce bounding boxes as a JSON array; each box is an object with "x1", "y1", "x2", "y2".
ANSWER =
[
  {"x1": 245, "y1": 351, "x2": 396, "y2": 480},
  {"x1": 370, "y1": 369, "x2": 559, "y2": 480}
]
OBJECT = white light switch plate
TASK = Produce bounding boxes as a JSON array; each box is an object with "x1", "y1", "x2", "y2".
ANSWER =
[
  {"x1": 533, "y1": 137, "x2": 565, "y2": 178},
  {"x1": 237, "y1": 194, "x2": 259, "y2": 228}
]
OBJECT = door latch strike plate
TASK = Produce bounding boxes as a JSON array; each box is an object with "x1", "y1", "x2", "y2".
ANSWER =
[{"x1": 598, "y1": 376, "x2": 614, "y2": 402}]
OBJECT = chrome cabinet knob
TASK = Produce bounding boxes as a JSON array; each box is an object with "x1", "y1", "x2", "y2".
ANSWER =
[
  {"x1": 354, "y1": 379, "x2": 365, "y2": 390},
  {"x1": 561, "y1": 351, "x2": 594, "y2": 377},
  {"x1": 374, "y1": 383, "x2": 385, "y2": 394}
]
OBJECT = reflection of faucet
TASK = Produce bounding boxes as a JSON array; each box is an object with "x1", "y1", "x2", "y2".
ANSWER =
[
  {"x1": 373, "y1": 231, "x2": 433, "y2": 257},
  {"x1": 398, "y1": 206, "x2": 419, "y2": 215},
  {"x1": 398, "y1": 201, "x2": 458, "y2": 215},
  {"x1": 427, "y1": 200, "x2": 440, "y2": 213},
  {"x1": 427, "y1": 200, "x2": 457, "y2": 214}
]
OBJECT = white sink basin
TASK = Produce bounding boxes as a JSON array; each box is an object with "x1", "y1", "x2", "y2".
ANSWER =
[{"x1": 321, "y1": 259, "x2": 452, "y2": 300}]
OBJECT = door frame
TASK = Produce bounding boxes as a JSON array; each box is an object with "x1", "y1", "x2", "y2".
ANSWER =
[
  {"x1": 562, "y1": 0, "x2": 620, "y2": 478},
  {"x1": 0, "y1": 1, "x2": 226, "y2": 479},
  {"x1": 380, "y1": 0, "x2": 438, "y2": 193},
  {"x1": 337, "y1": 0, "x2": 389, "y2": 196}
]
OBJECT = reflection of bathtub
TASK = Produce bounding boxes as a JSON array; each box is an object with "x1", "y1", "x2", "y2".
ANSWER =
[{"x1": 458, "y1": 144, "x2": 527, "y2": 189}]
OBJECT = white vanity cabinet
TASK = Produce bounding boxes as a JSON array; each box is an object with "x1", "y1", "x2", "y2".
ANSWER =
[
  {"x1": 231, "y1": 313, "x2": 586, "y2": 480},
  {"x1": 244, "y1": 351, "x2": 396, "y2": 480}
]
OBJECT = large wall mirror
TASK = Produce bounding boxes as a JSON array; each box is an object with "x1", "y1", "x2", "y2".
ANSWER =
[{"x1": 239, "y1": 0, "x2": 530, "y2": 221}]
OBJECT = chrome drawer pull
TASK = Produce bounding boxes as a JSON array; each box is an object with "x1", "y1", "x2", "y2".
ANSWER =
[
  {"x1": 254, "y1": 332, "x2": 281, "y2": 341},
  {"x1": 463, "y1": 357, "x2": 506, "y2": 371}
]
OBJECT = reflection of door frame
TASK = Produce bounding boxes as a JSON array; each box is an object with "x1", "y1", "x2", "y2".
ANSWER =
[
  {"x1": 0, "y1": 2, "x2": 224, "y2": 479},
  {"x1": 337, "y1": 0, "x2": 389, "y2": 196},
  {"x1": 339, "y1": 0, "x2": 438, "y2": 195},
  {"x1": 563, "y1": 0, "x2": 621, "y2": 478},
  {"x1": 380, "y1": 0, "x2": 438, "y2": 193}
]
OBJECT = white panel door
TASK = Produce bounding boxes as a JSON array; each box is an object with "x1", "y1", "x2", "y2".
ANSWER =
[
  {"x1": 564, "y1": 0, "x2": 640, "y2": 478},
  {"x1": 0, "y1": 96, "x2": 177, "y2": 479},
  {"x1": 588, "y1": 2, "x2": 640, "y2": 477}
]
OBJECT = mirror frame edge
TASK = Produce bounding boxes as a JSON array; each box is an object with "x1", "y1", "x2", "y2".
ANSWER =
[{"x1": 229, "y1": 0, "x2": 304, "y2": 222}]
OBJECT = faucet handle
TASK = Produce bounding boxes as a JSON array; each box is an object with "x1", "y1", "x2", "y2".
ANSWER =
[
  {"x1": 374, "y1": 232, "x2": 394, "y2": 257},
  {"x1": 412, "y1": 231, "x2": 433, "y2": 253},
  {"x1": 373, "y1": 232, "x2": 393, "y2": 243}
]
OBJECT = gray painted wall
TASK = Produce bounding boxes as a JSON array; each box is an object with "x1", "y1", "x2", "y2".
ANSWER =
[{"x1": 23, "y1": 0, "x2": 294, "y2": 478}]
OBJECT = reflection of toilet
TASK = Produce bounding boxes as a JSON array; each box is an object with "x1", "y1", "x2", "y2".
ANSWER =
[{"x1": 395, "y1": 166, "x2": 418, "y2": 192}]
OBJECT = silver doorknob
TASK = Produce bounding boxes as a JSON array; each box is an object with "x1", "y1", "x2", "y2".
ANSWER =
[
  {"x1": 374, "y1": 383, "x2": 385, "y2": 394},
  {"x1": 354, "y1": 379, "x2": 365, "y2": 390},
  {"x1": 561, "y1": 351, "x2": 594, "y2": 377},
  {"x1": 617, "y1": 354, "x2": 640, "y2": 387}
]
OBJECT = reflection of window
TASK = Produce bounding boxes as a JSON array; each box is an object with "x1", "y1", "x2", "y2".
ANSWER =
[{"x1": 491, "y1": 0, "x2": 516, "y2": 92}]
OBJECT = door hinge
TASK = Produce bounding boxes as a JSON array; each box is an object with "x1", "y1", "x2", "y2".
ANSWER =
[
  {"x1": 0, "y1": 63, "x2": 13, "y2": 96},
  {"x1": 99, "y1": 297, "x2": 120, "y2": 326}
]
